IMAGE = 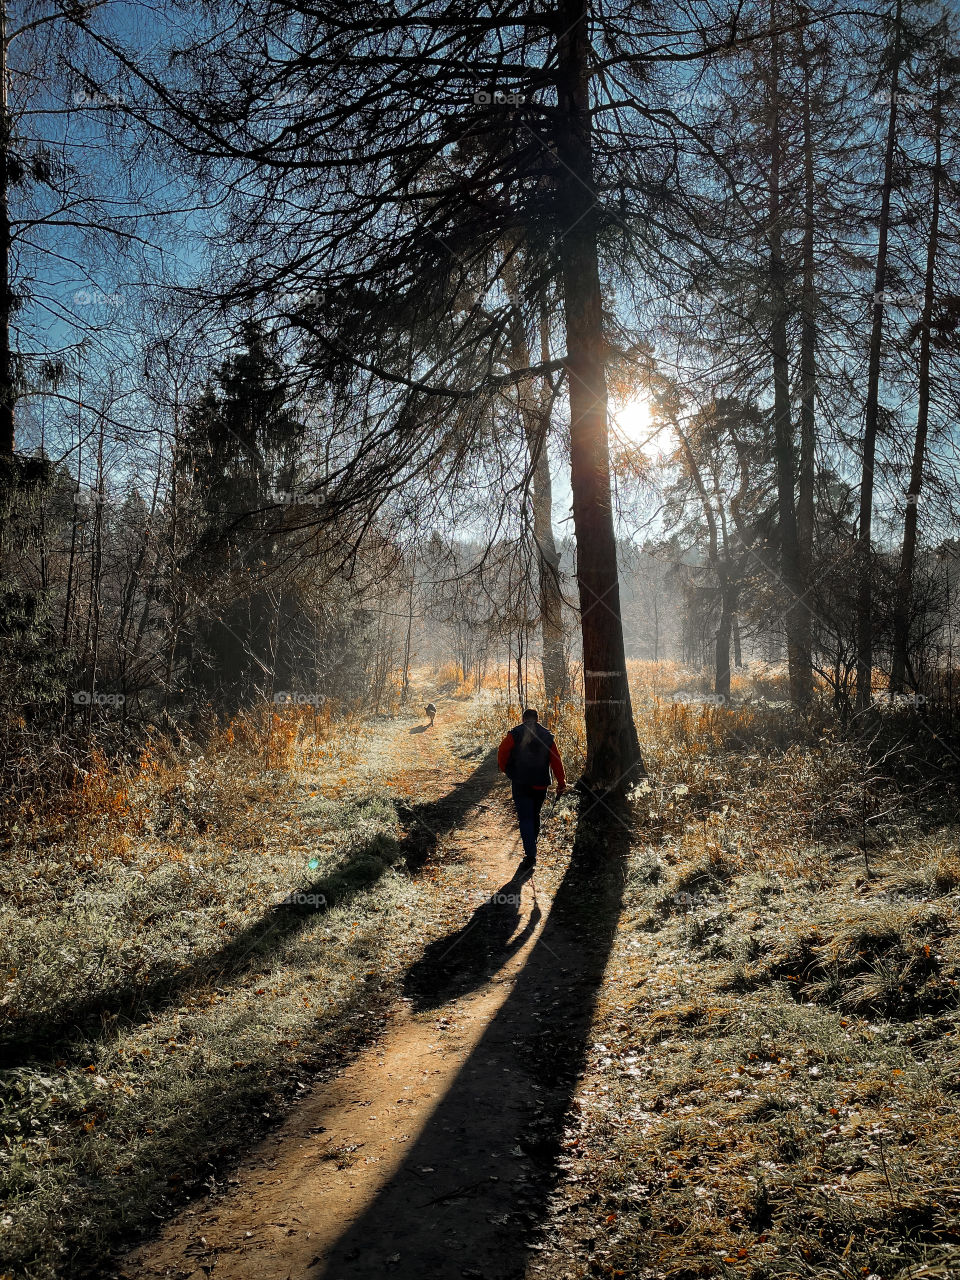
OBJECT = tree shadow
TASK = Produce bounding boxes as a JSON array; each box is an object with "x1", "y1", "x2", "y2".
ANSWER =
[
  {"x1": 313, "y1": 793, "x2": 634, "y2": 1280},
  {"x1": 1, "y1": 750, "x2": 499, "y2": 1070},
  {"x1": 393, "y1": 750, "x2": 497, "y2": 872}
]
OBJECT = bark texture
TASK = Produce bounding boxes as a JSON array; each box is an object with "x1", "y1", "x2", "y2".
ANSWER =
[{"x1": 554, "y1": 0, "x2": 643, "y2": 787}]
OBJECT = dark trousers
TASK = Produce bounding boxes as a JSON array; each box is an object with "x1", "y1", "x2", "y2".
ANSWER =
[{"x1": 511, "y1": 783, "x2": 548, "y2": 861}]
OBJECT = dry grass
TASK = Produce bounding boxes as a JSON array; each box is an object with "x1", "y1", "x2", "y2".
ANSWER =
[
  {"x1": 522, "y1": 665, "x2": 960, "y2": 1280},
  {"x1": 2, "y1": 700, "x2": 368, "y2": 861},
  {"x1": 0, "y1": 690, "x2": 491, "y2": 1280},
  {"x1": 6, "y1": 661, "x2": 960, "y2": 1279}
]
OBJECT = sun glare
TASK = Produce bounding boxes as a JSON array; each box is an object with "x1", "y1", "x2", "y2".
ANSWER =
[{"x1": 610, "y1": 395, "x2": 674, "y2": 459}]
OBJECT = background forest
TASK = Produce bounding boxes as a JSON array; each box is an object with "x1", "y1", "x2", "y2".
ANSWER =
[{"x1": 1, "y1": 0, "x2": 959, "y2": 768}]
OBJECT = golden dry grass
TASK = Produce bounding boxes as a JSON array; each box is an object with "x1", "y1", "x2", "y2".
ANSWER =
[
  {"x1": 518, "y1": 665, "x2": 960, "y2": 1280},
  {"x1": 0, "y1": 690, "x2": 492, "y2": 1280},
  {"x1": 5, "y1": 662, "x2": 959, "y2": 1280}
]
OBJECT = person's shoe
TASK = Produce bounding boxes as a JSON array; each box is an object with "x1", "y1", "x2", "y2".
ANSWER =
[{"x1": 517, "y1": 855, "x2": 536, "y2": 875}]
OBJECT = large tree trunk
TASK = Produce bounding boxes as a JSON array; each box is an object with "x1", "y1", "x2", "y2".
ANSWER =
[
  {"x1": 797, "y1": 21, "x2": 817, "y2": 597},
  {"x1": 768, "y1": 1, "x2": 812, "y2": 708},
  {"x1": 554, "y1": 0, "x2": 643, "y2": 789},
  {"x1": 504, "y1": 257, "x2": 570, "y2": 711},
  {"x1": 856, "y1": 0, "x2": 903, "y2": 709},
  {"x1": 891, "y1": 71, "x2": 941, "y2": 694}
]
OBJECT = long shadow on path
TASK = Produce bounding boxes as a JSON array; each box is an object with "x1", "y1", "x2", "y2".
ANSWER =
[
  {"x1": 315, "y1": 797, "x2": 633, "y2": 1280},
  {"x1": 1, "y1": 751, "x2": 499, "y2": 1070},
  {"x1": 403, "y1": 863, "x2": 542, "y2": 1010}
]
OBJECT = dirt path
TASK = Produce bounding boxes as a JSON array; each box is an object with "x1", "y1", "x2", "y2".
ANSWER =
[{"x1": 118, "y1": 698, "x2": 620, "y2": 1280}]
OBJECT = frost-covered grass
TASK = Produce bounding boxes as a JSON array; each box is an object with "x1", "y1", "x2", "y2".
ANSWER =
[
  {"x1": 524, "y1": 671, "x2": 960, "y2": 1280},
  {"x1": 7, "y1": 667, "x2": 959, "y2": 1280},
  {"x1": 0, "y1": 698, "x2": 488, "y2": 1279}
]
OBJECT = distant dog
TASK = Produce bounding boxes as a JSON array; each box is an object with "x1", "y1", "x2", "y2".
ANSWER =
[{"x1": 425, "y1": 702, "x2": 437, "y2": 727}]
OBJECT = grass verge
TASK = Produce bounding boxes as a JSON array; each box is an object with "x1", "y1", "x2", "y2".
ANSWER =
[
  {"x1": 0, "y1": 696, "x2": 493, "y2": 1279},
  {"x1": 522, "y1": 673, "x2": 960, "y2": 1280}
]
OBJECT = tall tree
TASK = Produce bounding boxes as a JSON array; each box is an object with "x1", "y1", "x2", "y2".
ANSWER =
[
  {"x1": 856, "y1": 0, "x2": 904, "y2": 710},
  {"x1": 503, "y1": 253, "x2": 570, "y2": 712},
  {"x1": 660, "y1": 390, "x2": 767, "y2": 701},
  {"x1": 796, "y1": 6, "x2": 819, "y2": 588},
  {"x1": 87, "y1": 0, "x2": 678, "y2": 786},
  {"x1": 766, "y1": 0, "x2": 813, "y2": 707},
  {"x1": 555, "y1": 0, "x2": 643, "y2": 782},
  {"x1": 176, "y1": 321, "x2": 305, "y2": 711},
  {"x1": 890, "y1": 46, "x2": 953, "y2": 692}
]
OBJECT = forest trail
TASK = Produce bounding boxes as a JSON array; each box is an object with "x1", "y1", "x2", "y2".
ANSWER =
[{"x1": 119, "y1": 694, "x2": 584, "y2": 1280}]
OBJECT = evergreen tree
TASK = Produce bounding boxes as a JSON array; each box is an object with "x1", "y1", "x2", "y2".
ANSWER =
[{"x1": 175, "y1": 321, "x2": 305, "y2": 712}]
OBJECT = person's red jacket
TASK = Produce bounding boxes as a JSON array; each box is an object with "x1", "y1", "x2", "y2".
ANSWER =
[{"x1": 498, "y1": 731, "x2": 566, "y2": 791}]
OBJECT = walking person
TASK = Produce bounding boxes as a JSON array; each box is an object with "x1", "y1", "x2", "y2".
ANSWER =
[{"x1": 497, "y1": 708, "x2": 566, "y2": 871}]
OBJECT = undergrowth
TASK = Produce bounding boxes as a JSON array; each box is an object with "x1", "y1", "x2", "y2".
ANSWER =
[
  {"x1": 0, "y1": 685, "x2": 489, "y2": 1279},
  {"x1": 523, "y1": 665, "x2": 960, "y2": 1280},
  {"x1": 6, "y1": 661, "x2": 960, "y2": 1280}
]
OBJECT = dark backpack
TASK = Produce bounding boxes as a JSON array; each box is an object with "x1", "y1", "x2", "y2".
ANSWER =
[{"x1": 506, "y1": 723, "x2": 553, "y2": 788}]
